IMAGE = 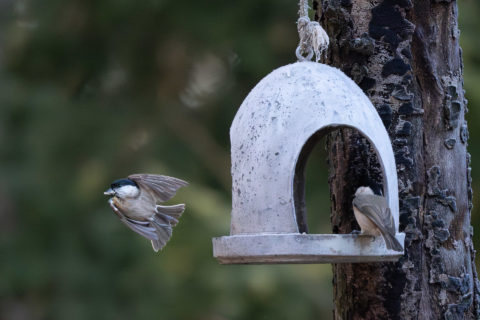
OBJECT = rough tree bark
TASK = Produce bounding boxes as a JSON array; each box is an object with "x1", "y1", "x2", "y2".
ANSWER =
[{"x1": 316, "y1": 0, "x2": 479, "y2": 319}]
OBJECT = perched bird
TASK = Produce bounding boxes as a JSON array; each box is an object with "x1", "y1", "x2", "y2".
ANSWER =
[
  {"x1": 104, "y1": 174, "x2": 188, "y2": 252},
  {"x1": 352, "y1": 186, "x2": 403, "y2": 252}
]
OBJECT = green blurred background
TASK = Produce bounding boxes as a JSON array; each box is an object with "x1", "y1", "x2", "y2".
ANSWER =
[{"x1": 0, "y1": 1, "x2": 479, "y2": 319}]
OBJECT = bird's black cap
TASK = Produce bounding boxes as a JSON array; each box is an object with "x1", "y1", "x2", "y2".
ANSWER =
[{"x1": 111, "y1": 178, "x2": 138, "y2": 189}]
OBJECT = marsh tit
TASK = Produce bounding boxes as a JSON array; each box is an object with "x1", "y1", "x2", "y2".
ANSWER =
[
  {"x1": 104, "y1": 174, "x2": 188, "y2": 252},
  {"x1": 352, "y1": 186, "x2": 403, "y2": 252}
]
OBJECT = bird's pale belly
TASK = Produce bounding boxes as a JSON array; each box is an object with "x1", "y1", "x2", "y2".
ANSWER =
[
  {"x1": 353, "y1": 207, "x2": 381, "y2": 236},
  {"x1": 113, "y1": 196, "x2": 154, "y2": 221}
]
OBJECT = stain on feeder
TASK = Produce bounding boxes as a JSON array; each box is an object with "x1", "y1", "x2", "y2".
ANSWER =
[{"x1": 212, "y1": 62, "x2": 405, "y2": 264}]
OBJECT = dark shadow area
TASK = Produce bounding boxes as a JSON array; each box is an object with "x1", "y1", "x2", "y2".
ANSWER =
[
  {"x1": 294, "y1": 127, "x2": 384, "y2": 234},
  {"x1": 294, "y1": 127, "x2": 336, "y2": 234}
]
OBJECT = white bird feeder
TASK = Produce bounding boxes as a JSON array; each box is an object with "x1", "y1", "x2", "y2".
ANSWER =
[{"x1": 212, "y1": 61, "x2": 405, "y2": 264}]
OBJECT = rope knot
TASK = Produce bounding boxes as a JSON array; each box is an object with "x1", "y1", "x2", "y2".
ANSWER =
[{"x1": 296, "y1": 1, "x2": 329, "y2": 62}]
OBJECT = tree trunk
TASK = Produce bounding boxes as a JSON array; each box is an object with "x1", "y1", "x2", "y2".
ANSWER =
[{"x1": 316, "y1": 0, "x2": 479, "y2": 318}]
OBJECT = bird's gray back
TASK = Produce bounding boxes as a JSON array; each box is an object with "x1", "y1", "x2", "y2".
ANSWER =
[{"x1": 353, "y1": 194, "x2": 395, "y2": 235}]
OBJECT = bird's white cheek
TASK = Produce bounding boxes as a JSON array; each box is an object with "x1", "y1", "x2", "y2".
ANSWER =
[{"x1": 116, "y1": 185, "x2": 140, "y2": 198}]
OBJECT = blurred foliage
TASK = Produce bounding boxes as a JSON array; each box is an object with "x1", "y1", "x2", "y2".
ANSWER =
[{"x1": 0, "y1": 0, "x2": 479, "y2": 319}]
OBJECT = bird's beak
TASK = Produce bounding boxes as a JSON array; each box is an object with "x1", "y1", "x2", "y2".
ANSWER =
[{"x1": 104, "y1": 188, "x2": 115, "y2": 196}]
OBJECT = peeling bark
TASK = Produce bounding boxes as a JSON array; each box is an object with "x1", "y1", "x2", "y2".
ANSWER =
[{"x1": 317, "y1": 0, "x2": 479, "y2": 318}]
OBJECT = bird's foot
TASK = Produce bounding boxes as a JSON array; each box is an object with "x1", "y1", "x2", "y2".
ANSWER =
[{"x1": 350, "y1": 230, "x2": 361, "y2": 235}]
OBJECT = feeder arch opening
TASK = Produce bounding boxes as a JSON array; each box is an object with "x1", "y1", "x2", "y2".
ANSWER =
[{"x1": 293, "y1": 124, "x2": 390, "y2": 234}]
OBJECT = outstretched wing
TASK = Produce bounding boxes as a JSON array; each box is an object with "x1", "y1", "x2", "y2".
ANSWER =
[
  {"x1": 128, "y1": 174, "x2": 188, "y2": 202},
  {"x1": 108, "y1": 198, "x2": 184, "y2": 252},
  {"x1": 353, "y1": 194, "x2": 396, "y2": 236},
  {"x1": 108, "y1": 199, "x2": 158, "y2": 240}
]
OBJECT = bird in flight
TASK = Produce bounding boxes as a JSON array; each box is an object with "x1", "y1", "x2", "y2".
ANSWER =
[{"x1": 104, "y1": 174, "x2": 188, "y2": 252}]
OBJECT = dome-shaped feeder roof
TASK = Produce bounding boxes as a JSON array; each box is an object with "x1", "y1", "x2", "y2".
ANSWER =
[{"x1": 213, "y1": 62, "x2": 404, "y2": 264}]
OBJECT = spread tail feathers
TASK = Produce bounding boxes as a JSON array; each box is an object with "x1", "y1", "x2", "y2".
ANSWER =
[
  {"x1": 382, "y1": 232, "x2": 403, "y2": 252},
  {"x1": 155, "y1": 204, "x2": 185, "y2": 225},
  {"x1": 150, "y1": 204, "x2": 186, "y2": 252}
]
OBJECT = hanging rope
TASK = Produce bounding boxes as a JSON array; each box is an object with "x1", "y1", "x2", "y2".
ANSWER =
[{"x1": 296, "y1": 0, "x2": 329, "y2": 62}]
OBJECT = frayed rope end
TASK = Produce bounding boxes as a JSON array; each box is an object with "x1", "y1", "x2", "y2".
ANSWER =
[{"x1": 296, "y1": 4, "x2": 329, "y2": 62}]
